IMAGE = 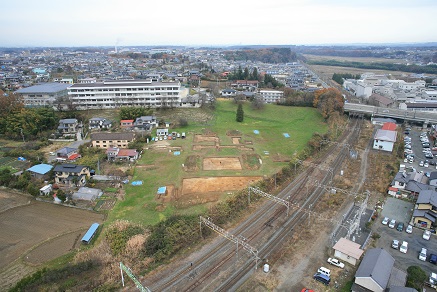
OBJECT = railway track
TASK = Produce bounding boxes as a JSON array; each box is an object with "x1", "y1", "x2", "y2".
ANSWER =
[{"x1": 145, "y1": 117, "x2": 362, "y2": 292}]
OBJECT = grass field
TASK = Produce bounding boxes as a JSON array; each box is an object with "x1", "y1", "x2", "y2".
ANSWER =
[{"x1": 108, "y1": 100, "x2": 328, "y2": 226}]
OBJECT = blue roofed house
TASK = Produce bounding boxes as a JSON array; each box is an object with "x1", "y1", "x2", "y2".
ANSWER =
[
  {"x1": 53, "y1": 164, "x2": 90, "y2": 187},
  {"x1": 352, "y1": 248, "x2": 408, "y2": 292},
  {"x1": 27, "y1": 163, "x2": 53, "y2": 180}
]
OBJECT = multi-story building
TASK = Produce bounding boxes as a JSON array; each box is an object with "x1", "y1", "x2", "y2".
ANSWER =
[
  {"x1": 16, "y1": 82, "x2": 71, "y2": 107},
  {"x1": 259, "y1": 89, "x2": 284, "y2": 104},
  {"x1": 91, "y1": 132, "x2": 135, "y2": 148},
  {"x1": 68, "y1": 79, "x2": 182, "y2": 110},
  {"x1": 58, "y1": 118, "x2": 79, "y2": 136}
]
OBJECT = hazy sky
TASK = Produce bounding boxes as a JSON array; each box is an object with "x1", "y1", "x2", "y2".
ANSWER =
[{"x1": 1, "y1": 0, "x2": 437, "y2": 47}]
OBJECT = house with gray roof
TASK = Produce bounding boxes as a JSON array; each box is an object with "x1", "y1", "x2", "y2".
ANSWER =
[
  {"x1": 390, "y1": 171, "x2": 429, "y2": 198},
  {"x1": 352, "y1": 248, "x2": 400, "y2": 292},
  {"x1": 58, "y1": 118, "x2": 79, "y2": 136},
  {"x1": 89, "y1": 117, "x2": 112, "y2": 130},
  {"x1": 373, "y1": 129, "x2": 397, "y2": 152},
  {"x1": 53, "y1": 164, "x2": 90, "y2": 187},
  {"x1": 134, "y1": 116, "x2": 157, "y2": 130},
  {"x1": 412, "y1": 189, "x2": 437, "y2": 228}
]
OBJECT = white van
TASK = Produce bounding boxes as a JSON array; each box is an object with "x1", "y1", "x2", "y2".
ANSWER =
[{"x1": 317, "y1": 267, "x2": 331, "y2": 277}]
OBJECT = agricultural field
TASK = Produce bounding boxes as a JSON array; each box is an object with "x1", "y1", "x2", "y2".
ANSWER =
[{"x1": 108, "y1": 100, "x2": 328, "y2": 225}]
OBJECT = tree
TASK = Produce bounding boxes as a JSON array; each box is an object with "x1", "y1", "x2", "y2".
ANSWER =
[
  {"x1": 313, "y1": 88, "x2": 344, "y2": 120},
  {"x1": 236, "y1": 103, "x2": 244, "y2": 122},
  {"x1": 406, "y1": 266, "x2": 426, "y2": 290},
  {"x1": 251, "y1": 97, "x2": 265, "y2": 110}
]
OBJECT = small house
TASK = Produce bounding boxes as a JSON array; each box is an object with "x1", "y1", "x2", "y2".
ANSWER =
[
  {"x1": 332, "y1": 237, "x2": 364, "y2": 266},
  {"x1": 120, "y1": 119, "x2": 134, "y2": 128},
  {"x1": 72, "y1": 187, "x2": 103, "y2": 201},
  {"x1": 39, "y1": 184, "x2": 52, "y2": 196},
  {"x1": 89, "y1": 117, "x2": 112, "y2": 130}
]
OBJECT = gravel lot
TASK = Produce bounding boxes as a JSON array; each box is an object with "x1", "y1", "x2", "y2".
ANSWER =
[{"x1": 380, "y1": 197, "x2": 414, "y2": 225}]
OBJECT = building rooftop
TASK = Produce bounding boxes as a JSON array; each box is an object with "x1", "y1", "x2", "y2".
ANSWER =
[
  {"x1": 27, "y1": 163, "x2": 53, "y2": 175},
  {"x1": 16, "y1": 82, "x2": 71, "y2": 94}
]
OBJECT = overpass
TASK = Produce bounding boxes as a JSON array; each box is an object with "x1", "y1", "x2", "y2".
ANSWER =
[{"x1": 344, "y1": 103, "x2": 437, "y2": 124}]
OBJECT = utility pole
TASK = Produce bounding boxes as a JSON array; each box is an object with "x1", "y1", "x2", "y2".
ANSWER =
[{"x1": 19, "y1": 128, "x2": 25, "y2": 143}]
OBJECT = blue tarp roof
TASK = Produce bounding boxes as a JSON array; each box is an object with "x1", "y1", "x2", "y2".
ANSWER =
[
  {"x1": 157, "y1": 186, "x2": 167, "y2": 194},
  {"x1": 27, "y1": 164, "x2": 53, "y2": 175},
  {"x1": 81, "y1": 223, "x2": 100, "y2": 243}
]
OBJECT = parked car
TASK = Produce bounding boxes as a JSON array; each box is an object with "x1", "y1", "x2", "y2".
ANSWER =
[
  {"x1": 429, "y1": 254, "x2": 437, "y2": 264},
  {"x1": 397, "y1": 222, "x2": 404, "y2": 232},
  {"x1": 423, "y1": 230, "x2": 431, "y2": 240},
  {"x1": 313, "y1": 272, "x2": 330, "y2": 286},
  {"x1": 317, "y1": 267, "x2": 331, "y2": 277},
  {"x1": 425, "y1": 162, "x2": 430, "y2": 168},
  {"x1": 382, "y1": 217, "x2": 389, "y2": 225},
  {"x1": 389, "y1": 219, "x2": 396, "y2": 228},
  {"x1": 406, "y1": 225, "x2": 413, "y2": 234},
  {"x1": 400, "y1": 241, "x2": 408, "y2": 253},
  {"x1": 419, "y1": 248, "x2": 427, "y2": 261},
  {"x1": 392, "y1": 239, "x2": 399, "y2": 249},
  {"x1": 327, "y1": 258, "x2": 345, "y2": 268},
  {"x1": 420, "y1": 161, "x2": 424, "y2": 167}
]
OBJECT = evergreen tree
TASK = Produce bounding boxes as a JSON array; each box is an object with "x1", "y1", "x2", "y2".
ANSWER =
[
  {"x1": 236, "y1": 103, "x2": 244, "y2": 122},
  {"x1": 251, "y1": 67, "x2": 258, "y2": 80}
]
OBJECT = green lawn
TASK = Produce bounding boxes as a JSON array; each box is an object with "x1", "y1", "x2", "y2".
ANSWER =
[{"x1": 108, "y1": 100, "x2": 328, "y2": 225}]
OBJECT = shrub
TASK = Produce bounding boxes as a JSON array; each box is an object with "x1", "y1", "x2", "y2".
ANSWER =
[{"x1": 406, "y1": 266, "x2": 426, "y2": 290}]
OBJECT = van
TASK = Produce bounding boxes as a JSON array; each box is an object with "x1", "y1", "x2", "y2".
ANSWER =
[
  {"x1": 317, "y1": 267, "x2": 331, "y2": 277},
  {"x1": 181, "y1": 132, "x2": 186, "y2": 139},
  {"x1": 313, "y1": 272, "x2": 330, "y2": 285}
]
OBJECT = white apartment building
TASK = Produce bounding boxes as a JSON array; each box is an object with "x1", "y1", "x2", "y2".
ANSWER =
[
  {"x1": 259, "y1": 90, "x2": 284, "y2": 104},
  {"x1": 68, "y1": 80, "x2": 182, "y2": 110}
]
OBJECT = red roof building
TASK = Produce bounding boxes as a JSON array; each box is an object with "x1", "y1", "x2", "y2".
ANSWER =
[{"x1": 382, "y1": 122, "x2": 397, "y2": 131}]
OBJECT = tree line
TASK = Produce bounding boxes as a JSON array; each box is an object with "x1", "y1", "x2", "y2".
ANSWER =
[
  {"x1": 332, "y1": 73, "x2": 361, "y2": 85},
  {"x1": 224, "y1": 48, "x2": 297, "y2": 64},
  {"x1": 307, "y1": 59, "x2": 437, "y2": 75}
]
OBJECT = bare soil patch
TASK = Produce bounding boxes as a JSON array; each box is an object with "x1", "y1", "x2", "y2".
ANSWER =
[
  {"x1": 24, "y1": 230, "x2": 84, "y2": 265},
  {"x1": 232, "y1": 137, "x2": 240, "y2": 144},
  {"x1": 194, "y1": 134, "x2": 219, "y2": 143},
  {"x1": 181, "y1": 176, "x2": 263, "y2": 196},
  {"x1": 0, "y1": 195, "x2": 104, "y2": 269},
  {"x1": 203, "y1": 157, "x2": 242, "y2": 170}
]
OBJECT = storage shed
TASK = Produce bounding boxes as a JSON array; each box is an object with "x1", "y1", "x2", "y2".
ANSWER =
[
  {"x1": 332, "y1": 237, "x2": 364, "y2": 266},
  {"x1": 81, "y1": 223, "x2": 100, "y2": 244}
]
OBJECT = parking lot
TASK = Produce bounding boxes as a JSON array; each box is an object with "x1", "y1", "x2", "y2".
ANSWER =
[
  {"x1": 404, "y1": 127, "x2": 436, "y2": 175},
  {"x1": 375, "y1": 197, "x2": 437, "y2": 276}
]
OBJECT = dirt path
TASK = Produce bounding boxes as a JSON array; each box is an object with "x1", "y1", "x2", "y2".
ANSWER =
[{"x1": 271, "y1": 129, "x2": 373, "y2": 291}]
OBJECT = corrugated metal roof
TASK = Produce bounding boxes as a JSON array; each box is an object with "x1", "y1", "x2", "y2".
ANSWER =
[
  {"x1": 16, "y1": 82, "x2": 71, "y2": 94},
  {"x1": 81, "y1": 223, "x2": 100, "y2": 243},
  {"x1": 27, "y1": 164, "x2": 53, "y2": 175}
]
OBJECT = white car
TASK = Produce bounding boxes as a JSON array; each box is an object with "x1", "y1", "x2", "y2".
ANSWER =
[
  {"x1": 425, "y1": 162, "x2": 430, "y2": 168},
  {"x1": 419, "y1": 247, "x2": 427, "y2": 261},
  {"x1": 400, "y1": 241, "x2": 408, "y2": 253},
  {"x1": 327, "y1": 258, "x2": 345, "y2": 268},
  {"x1": 389, "y1": 219, "x2": 396, "y2": 228},
  {"x1": 406, "y1": 225, "x2": 413, "y2": 234},
  {"x1": 419, "y1": 161, "x2": 424, "y2": 167},
  {"x1": 382, "y1": 217, "x2": 389, "y2": 225},
  {"x1": 391, "y1": 239, "x2": 399, "y2": 249},
  {"x1": 423, "y1": 230, "x2": 431, "y2": 240}
]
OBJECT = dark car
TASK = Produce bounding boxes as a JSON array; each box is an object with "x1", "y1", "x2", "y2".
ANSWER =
[
  {"x1": 430, "y1": 254, "x2": 437, "y2": 264},
  {"x1": 397, "y1": 222, "x2": 404, "y2": 232}
]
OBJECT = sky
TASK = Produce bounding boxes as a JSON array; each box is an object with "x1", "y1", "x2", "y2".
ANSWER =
[{"x1": 1, "y1": 0, "x2": 437, "y2": 47}]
